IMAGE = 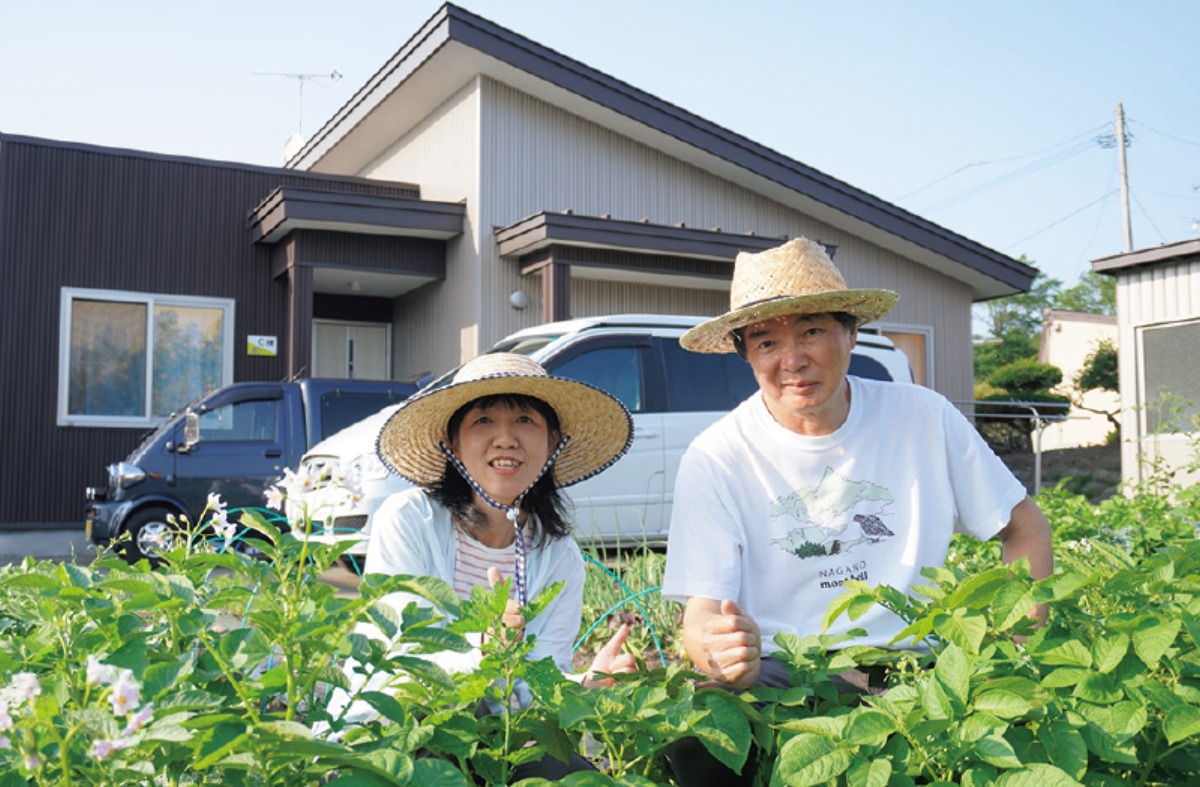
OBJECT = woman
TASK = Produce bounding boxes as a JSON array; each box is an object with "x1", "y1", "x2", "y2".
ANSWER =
[{"x1": 363, "y1": 353, "x2": 637, "y2": 775}]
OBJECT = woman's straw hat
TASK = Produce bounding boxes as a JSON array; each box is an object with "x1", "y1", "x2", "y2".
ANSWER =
[
  {"x1": 680, "y1": 237, "x2": 899, "y2": 353},
  {"x1": 377, "y1": 353, "x2": 633, "y2": 488}
]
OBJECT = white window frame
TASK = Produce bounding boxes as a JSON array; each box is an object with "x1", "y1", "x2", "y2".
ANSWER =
[
  {"x1": 1135, "y1": 317, "x2": 1200, "y2": 445},
  {"x1": 874, "y1": 321, "x2": 935, "y2": 387},
  {"x1": 57, "y1": 287, "x2": 235, "y2": 428}
]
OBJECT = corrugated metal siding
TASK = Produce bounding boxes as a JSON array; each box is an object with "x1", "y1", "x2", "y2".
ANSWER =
[
  {"x1": 476, "y1": 80, "x2": 973, "y2": 400},
  {"x1": 0, "y1": 137, "x2": 421, "y2": 526},
  {"x1": 358, "y1": 81, "x2": 482, "y2": 378},
  {"x1": 572, "y1": 279, "x2": 726, "y2": 317},
  {"x1": 1114, "y1": 261, "x2": 1200, "y2": 486}
]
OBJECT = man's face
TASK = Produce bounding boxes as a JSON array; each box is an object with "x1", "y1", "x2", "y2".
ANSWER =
[{"x1": 742, "y1": 313, "x2": 857, "y2": 435}]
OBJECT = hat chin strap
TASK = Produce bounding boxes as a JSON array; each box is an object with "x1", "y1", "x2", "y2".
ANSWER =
[{"x1": 438, "y1": 434, "x2": 571, "y2": 606}]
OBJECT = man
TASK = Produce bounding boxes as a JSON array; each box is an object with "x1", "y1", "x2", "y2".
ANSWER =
[{"x1": 662, "y1": 237, "x2": 1053, "y2": 694}]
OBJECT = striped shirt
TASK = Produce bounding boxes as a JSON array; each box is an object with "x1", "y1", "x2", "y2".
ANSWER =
[{"x1": 453, "y1": 526, "x2": 528, "y2": 599}]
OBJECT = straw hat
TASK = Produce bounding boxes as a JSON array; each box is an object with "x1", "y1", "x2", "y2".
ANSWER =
[
  {"x1": 377, "y1": 353, "x2": 633, "y2": 488},
  {"x1": 680, "y1": 237, "x2": 899, "y2": 353}
]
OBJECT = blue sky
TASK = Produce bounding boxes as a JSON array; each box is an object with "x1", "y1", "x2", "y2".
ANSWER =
[{"x1": 4, "y1": 1, "x2": 1198, "y2": 295}]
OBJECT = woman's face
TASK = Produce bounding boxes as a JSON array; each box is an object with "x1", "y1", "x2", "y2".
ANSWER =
[{"x1": 450, "y1": 399, "x2": 557, "y2": 507}]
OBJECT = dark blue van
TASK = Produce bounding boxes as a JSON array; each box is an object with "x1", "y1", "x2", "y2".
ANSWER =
[{"x1": 85, "y1": 378, "x2": 417, "y2": 563}]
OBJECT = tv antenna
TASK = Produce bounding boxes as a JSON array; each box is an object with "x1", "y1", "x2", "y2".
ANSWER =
[{"x1": 253, "y1": 70, "x2": 342, "y2": 136}]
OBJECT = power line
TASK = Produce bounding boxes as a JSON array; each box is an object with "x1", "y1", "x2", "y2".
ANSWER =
[
  {"x1": 895, "y1": 122, "x2": 1111, "y2": 201},
  {"x1": 1002, "y1": 190, "x2": 1119, "y2": 252},
  {"x1": 1128, "y1": 118, "x2": 1200, "y2": 149},
  {"x1": 1131, "y1": 190, "x2": 1168, "y2": 244},
  {"x1": 918, "y1": 138, "x2": 1099, "y2": 215}
]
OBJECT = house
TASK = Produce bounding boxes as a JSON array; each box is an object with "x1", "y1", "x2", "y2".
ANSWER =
[
  {"x1": 1093, "y1": 238, "x2": 1200, "y2": 490},
  {"x1": 1037, "y1": 309, "x2": 1119, "y2": 450},
  {"x1": 0, "y1": 3, "x2": 1036, "y2": 531}
]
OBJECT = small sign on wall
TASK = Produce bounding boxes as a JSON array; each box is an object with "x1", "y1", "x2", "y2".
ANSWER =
[{"x1": 247, "y1": 335, "x2": 278, "y2": 357}]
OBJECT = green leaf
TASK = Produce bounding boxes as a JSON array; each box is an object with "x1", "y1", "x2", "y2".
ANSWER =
[
  {"x1": 1, "y1": 573, "x2": 61, "y2": 590},
  {"x1": 946, "y1": 566, "x2": 1011, "y2": 609},
  {"x1": 193, "y1": 722, "x2": 252, "y2": 769},
  {"x1": 918, "y1": 677, "x2": 955, "y2": 720},
  {"x1": 216, "y1": 627, "x2": 274, "y2": 672},
  {"x1": 390, "y1": 654, "x2": 455, "y2": 689},
  {"x1": 822, "y1": 587, "x2": 867, "y2": 632},
  {"x1": 1072, "y1": 672, "x2": 1123, "y2": 705},
  {"x1": 558, "y1": 691, "x2": 598, "y2": 728},
  {"x1": 1089, "y1": 634, "x2": 1129, "y2": 674},
  {"x1": 1037, "y1": 640, "x2": 1093, "y2": 668},
  {"x1": 934, "y1": 610, "x2": 988, "y2": 653},
  {"x1": 692, "y1": 692, "x2": 752, "y2": 773},
  {"x1": 1164, "y1": 705, "x2": 1200, "y2": 745},
  {"x1": 845, "y1": 756, "x2": 892, "y2": 787},
  {"x1": 143, "y1": 652, "x2": 195, "y2": 700},
  {"x1": 994, "y1": 763, "x2": 1083, "y2": 786},
  {"x1": 411, "y1": 758, "x2": 472, "y2": 786},
  {"x1": 934, "y1": 644, "x2": 970, "y2": 707},
  {"x1": 843, "y1": 709, "x2": 896, "y2": 747},
  {"x1": 974, "y1": 689, "x2": 1033, "y2": 719},
  {"x1": 975, "y1": 734, "x2": 1022, "y2": 768},
  {"x1": 1041, "y1": 667, "x2": 1088, "y2": 688},
  {"x1": 1040, "y1": 720, "x2": 1088, "y2": 779},
  {"x1": 1132, "y1": 616, "x2": 1182, "y2": 666},
  {"x1": 775, "y1": 733, "x2": 854, "y2": 787}
]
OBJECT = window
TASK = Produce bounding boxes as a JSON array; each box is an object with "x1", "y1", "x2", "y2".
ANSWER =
[
  {"x1": 199, "y1": 399, "x2": 278, "y2": 442},
  {"x1": 660, "y1": 341, "x2": 756, "y2": 412},
  {"x1": 58, "y1": 288, "x2": 234, "y2": 427},
  {"x1": 1140, "y1": 319, "x2": 1200, "y2": 434},
  {"x1": 547, "y1": 346, "x2": 644, "y2": 413}
]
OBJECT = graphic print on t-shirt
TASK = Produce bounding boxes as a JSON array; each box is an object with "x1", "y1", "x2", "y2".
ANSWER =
[{"x1": 769, "y1": 467, "x2": 895, "y2": 559}]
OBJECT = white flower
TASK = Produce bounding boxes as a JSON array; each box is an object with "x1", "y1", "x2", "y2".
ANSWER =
[
  {"x1": 122, "y1": 702, "x2": 153, "y2": 735},
  {"x1": 86, "y1": 655, "x2": 117, "y2": 687},
  {"x1": 23, "y1": 754, "x2": 38, "y2": 770},
  {"x1": 108, "y1": 671, "x2": 141, "y2": 716},
  {"x1": 11, "y1": 673, "x2": 40, "y2": 704},
  {"x1": 211, "y1": 510, "x2": 237, "y2": 551},
  {"x1": 265, "y1": 486, "x2": 285, "y2": 511},
  {"x1": 207, "y1": 492, "x2": 225, "y2": 512},
  {"x1": 0, "y1": 735, "x2": 9, "y2": 751},
  {"x1": 0, "y1": 700, "x2": 10, "y2": 732}
]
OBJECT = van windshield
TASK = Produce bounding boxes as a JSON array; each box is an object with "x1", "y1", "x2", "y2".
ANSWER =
[{"x1": 419, "y1": 335, "x2": 557, "y2": 393}]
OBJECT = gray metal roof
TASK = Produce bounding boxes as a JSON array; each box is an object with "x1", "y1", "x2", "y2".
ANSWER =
[{"x1": 288, "y1": 3, "x2": 1036, "y2": 299}]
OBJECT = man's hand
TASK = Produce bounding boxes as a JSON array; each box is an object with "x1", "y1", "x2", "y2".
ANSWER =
[
  {"x1": 484, "y1": 566, "x2": 525, "y2": 646},
  {"x1": 683, "y1": 598, "x2": 762, "y2": 689},
  {"x1": 583, "y1": 622, "x2": 638, "y2": 687}
]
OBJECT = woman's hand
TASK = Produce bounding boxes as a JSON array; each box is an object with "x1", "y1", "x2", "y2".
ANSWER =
[
  {"x1": 582, "y1": 623, "x2": 638, "y2": 687},
  {"x1": 484, "y1": 566, "x2": 526, "y2": 647}
]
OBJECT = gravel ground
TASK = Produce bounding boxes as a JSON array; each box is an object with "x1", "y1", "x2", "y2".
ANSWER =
[{"x1": 998, "y1": 442, "x2": 1122, "y2": 502}]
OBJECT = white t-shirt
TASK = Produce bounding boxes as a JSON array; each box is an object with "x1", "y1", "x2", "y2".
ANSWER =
[
  {"x1": 365, "y1": 487, "x2": 585, "y2": 672},
  {"x1": 662, "y1": 377, "x2": 1026, "y2": 651}
]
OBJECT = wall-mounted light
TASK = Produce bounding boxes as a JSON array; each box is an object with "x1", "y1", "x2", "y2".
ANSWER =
[{"x1": 509, "y1": 290, "x2": 529, "y2": 310}]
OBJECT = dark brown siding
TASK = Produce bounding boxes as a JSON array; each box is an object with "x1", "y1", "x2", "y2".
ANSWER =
[{"x1": 0, "y1": 135, "x2": 423, "y2": 527}]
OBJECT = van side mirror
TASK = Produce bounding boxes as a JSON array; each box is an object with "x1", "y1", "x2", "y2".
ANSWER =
[{"x1": 182, "y1": 411, "x2": 200, "y2": 453}]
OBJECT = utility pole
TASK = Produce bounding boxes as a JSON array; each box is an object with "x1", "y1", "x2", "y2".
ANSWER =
[{"x1": 1116, "y1": 102, "x2": 1134, "y2": 252}]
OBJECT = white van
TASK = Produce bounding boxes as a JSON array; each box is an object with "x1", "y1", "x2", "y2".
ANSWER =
[{"x1": 290, "y1": 314, "x2": 913, "y2": 558}]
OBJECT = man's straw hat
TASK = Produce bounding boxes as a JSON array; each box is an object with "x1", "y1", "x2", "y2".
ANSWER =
[
  {"x1": 377, "y1": 353, "x2": 633, "y2": 488},
  {"x1": 680, "y1": 237, "x2": 899, "y2": 354}
]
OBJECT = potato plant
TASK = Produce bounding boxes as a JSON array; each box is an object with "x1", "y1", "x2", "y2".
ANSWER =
[{"x1": 0, "y1": 482, "x2": 1197, "y2": 785}]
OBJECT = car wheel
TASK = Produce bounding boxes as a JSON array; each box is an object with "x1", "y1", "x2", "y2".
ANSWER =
[{"x1": 122, "y1": 506, "x2": 178, "y2": 565}]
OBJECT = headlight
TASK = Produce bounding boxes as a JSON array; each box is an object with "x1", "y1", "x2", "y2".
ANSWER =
[
  {"x1": 108, "y1": 462, "x2": 146, "y2": 489},
  {"x1": 349, "y1": 453, "x2": 389, "y2": 482}
]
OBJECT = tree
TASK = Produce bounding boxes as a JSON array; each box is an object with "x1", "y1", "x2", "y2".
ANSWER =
[
  {"x1": 1052, "y1": 270, "x2": 1115, "y2": 315},
  {"x1": 974, "y1": 270, "x2": 1060, "y2": 382},
  {"x1": 1072, "y1": 338, "x2": 1121, "y2": 434}
]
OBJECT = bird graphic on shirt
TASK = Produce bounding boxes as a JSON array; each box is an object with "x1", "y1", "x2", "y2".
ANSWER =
[{"x1": 854, "y1": 514, "x2": 894, "y2": 543}]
